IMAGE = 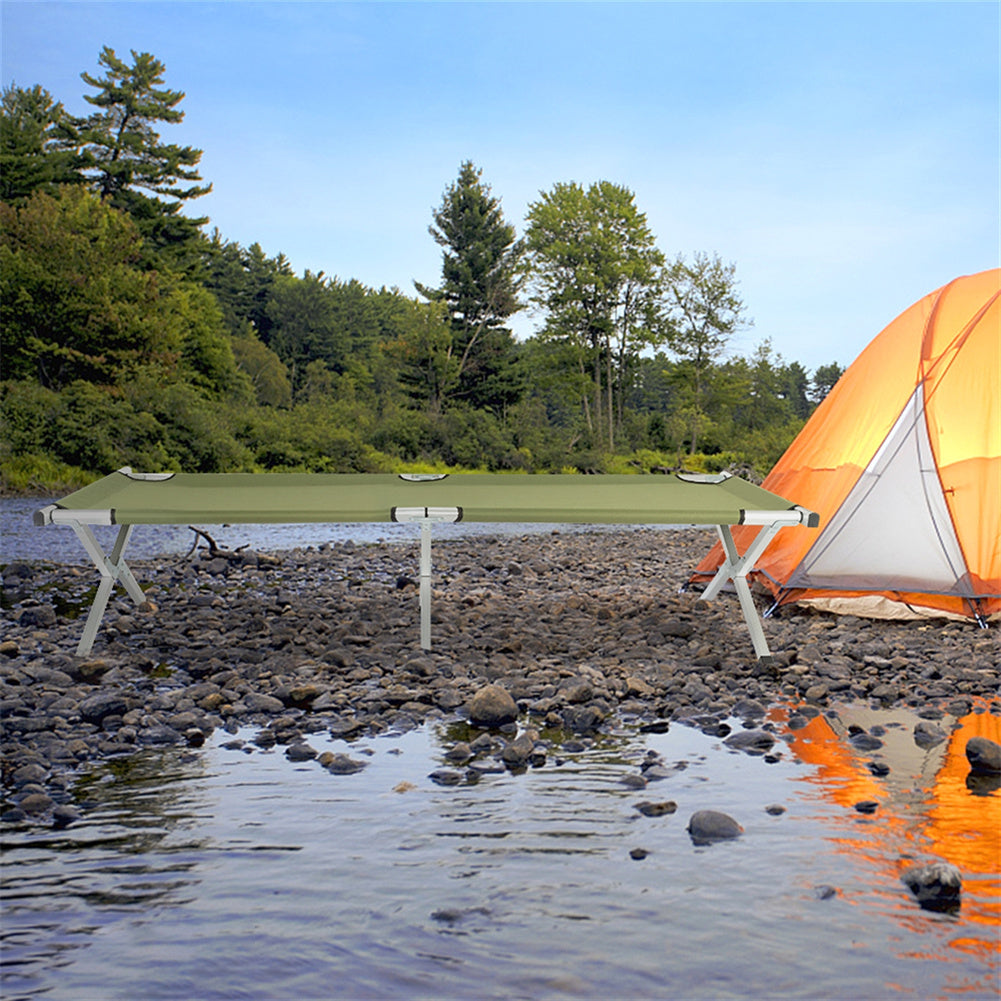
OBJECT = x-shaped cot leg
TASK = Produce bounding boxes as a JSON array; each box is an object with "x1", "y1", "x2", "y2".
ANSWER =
[
  {"x1": 69, "y1": 522, "x2": 145, "y2": 656},
  {"x1": 700, "y1": 523, "x2": 783, "y2": 661}
]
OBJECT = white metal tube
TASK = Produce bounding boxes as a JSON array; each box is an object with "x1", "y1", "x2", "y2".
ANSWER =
[{"x1": 420, "y1": 517, "x2": 432, "y2": 650}]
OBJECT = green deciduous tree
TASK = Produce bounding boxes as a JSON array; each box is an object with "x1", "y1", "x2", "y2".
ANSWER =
[
  {"x1": 0, "y1": 187, "x2": 177, "y2": 387},
  {"x1": 416, "y1": 161, "x2": 524, "y2": 414},
  {"x1": 1, "y1": 186, "x2": 242, "y2": 396},
  {"x1": 663, "y1": 251, "x2": 750, "y2": 454},
  {"x1": 525, "y1": 180, "x2": 663, "y2": 448}
]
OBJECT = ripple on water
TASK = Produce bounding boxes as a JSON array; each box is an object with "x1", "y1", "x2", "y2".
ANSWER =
[{"x1": 1, "y1": 707, "x2": 998, "y2": 1000}]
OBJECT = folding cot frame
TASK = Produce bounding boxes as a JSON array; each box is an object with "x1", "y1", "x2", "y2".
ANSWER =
[{"x1": 34, "y1": 470, "x2": 819, "y2": 661}]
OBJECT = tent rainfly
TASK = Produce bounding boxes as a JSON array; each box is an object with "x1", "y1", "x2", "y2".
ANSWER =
[{"x1": 691, "y1": 268, "x2": 1001, "y2": 624}]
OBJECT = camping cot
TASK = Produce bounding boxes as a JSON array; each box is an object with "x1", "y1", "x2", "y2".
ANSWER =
[{"x1": 34, "y1": 469, "x2": 818, "y2": 659}]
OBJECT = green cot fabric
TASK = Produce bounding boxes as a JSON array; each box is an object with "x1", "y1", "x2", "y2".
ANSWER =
[{"x1": 51, "y1": 471, "x2": 797, "y2": 526}]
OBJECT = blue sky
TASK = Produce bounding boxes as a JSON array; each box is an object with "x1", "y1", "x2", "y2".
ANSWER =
[{"x1": 3, "y1": 1, "x2": 998, "y2": 372}]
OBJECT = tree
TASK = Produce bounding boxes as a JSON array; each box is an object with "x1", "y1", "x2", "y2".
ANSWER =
[
  {"x1": 198, "y1": 233, "x2": 293, "y2": 340},
  {"x1": 387, "y1": 299, "x2": 458, "y2": 414},
  {"x1": 0, "y1": 187, "x2": 177, "y2": 387},
  {"x1": 0, "y1": 84, "x2": 84, "y2": 202},
  {"x1": 810, "y1": 362, "x2": 845, "y2": 404},
  {"x1": 1, "y1": 186, "x2": 241, "y2": 395},
  {"x1": 663, "y1": 252, "x2": 750, "y2": 453},
  {"x1": 524, "y1": 180, "x2": 664, "y2": 448},
  {"x1": 75, "y1": 47, "x2": 210, "y2": 250},
  {"x1": 415, "y1": 161, "x2": 524, "y2": 413},
  {"x1": 779, "y1": 360, "x2": 811, "y2": 419}
]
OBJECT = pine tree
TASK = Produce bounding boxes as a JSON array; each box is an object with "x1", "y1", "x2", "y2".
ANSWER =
[
  {"x1": 78, "y1": 47, "x2": 210, "y2": 204},
  {"x1": 415, "y1": 161, "x2": 524, "y2": 413},
  {"x1": 0, "y1": 84, "x2": 84, "y2": 202}
]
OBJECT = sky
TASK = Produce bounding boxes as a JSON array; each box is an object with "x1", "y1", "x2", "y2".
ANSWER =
[{"x1": 2, "y1": 1, "x2": 998, "y2": 373}]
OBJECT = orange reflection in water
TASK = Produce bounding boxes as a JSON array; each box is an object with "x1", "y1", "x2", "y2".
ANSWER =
[{"x1": 770, "y1": 702, "x2": 1000, "y2": 972}]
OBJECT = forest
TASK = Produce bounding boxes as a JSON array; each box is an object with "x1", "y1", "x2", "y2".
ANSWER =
[{"x1": 1, "y1": 47, "x2": 845, "y2": 493}]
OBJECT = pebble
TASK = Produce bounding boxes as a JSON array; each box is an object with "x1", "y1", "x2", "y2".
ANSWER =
[
  {"x1": 428, "y1": 768, "x2": 464, "y2": 786},
  {"x1": 318, "y1": 752, "x2": 367, "y2": 774},
  {"x1": 723, "y1": 729, "x2": 776, "y2": 754},
  {"x1": 634, "y1": 800, "x2": 677, "y2": 817},
  {"x1": 901, "y1": 862, "x2": 963, "y2": 912},
  {"x1": 965, "y1": 736, "x2": 1001, "y2": 774},
  {"x1": 913, "y1": 720, "x2": 948, "y2": 749},
  {"x1": 687, "y1": 809, "x2": 743, "y2": 844}
]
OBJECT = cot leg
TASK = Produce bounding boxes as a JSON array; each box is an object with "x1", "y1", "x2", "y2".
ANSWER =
[
  {"x1": 70, "y1": 522, "x2": 144, "y2": 656},
  {"x1": 701, "y1": 524, "x2": 781, "y2": 661},
  {"x1": 419, "y1": 517, "x2": 433, "y2": 650}
]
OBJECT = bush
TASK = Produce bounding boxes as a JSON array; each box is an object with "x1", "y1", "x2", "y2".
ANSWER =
[
  {"x1": 0, "y1": 380, "x2": 60, "y2": 457},
  {"x1": 0, "y1": 454, "x2": 93, "y2": 494}
]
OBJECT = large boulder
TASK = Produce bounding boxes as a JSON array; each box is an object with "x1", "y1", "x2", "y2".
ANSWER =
[
  {"x1": 467, "y1": 684, "x2": 518, "y2": 727},
  {"x1": 687, "y1": 810, "x2": 743, "y2": 844},
  {"x1": 965, "y1": 737, "x2": 1001, "y2": 774}
]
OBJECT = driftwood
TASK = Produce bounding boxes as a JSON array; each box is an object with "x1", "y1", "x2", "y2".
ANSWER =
[{"x1": 184, "y1": 526, "x2": 280, "y2": 566}]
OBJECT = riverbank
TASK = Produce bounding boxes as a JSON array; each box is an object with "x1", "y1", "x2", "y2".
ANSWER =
[{"x1": 2, "y1": 528, "x2": 998, "y2": 824}]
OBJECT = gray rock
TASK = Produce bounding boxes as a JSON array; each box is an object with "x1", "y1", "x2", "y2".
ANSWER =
[
  {"x1": 318, "y1": 752, "x2": 367, "y2": 774},
  {"x1": 687, "y1": 809, "x2": 743, "y2": 844},
  {"x1": 901, "y1": 862, "x2": 962, "y2": 912},
  {"x1": 619, "y1": 773, "x2": 648, "y2": 789},
  {"x1": 18, "y1": 792, "x2": 54, "y2": 815},
  {"x1": 429, "y1": 768, "x2": 464, "y2": 786},
  {"x1": 285, "y1": 743, "x2": 318, "y2": 762},
  {"x1": 52, "y1": 804, "x2": 82, "y2": 829},
  {"x1": 243, "y1": 692, "x2": 285, "y2": 714},
  {"x1": 634, "y1": 801, "x2": 677, "y2": 817},
  {"x1": 443, "y1": 741, "x2": 473, "y2": 763},
  {"x1": 19, "y1": 606, "x2": 57, "y2": 627},
  {"x1": 563, "y1": 705, "x2": 605, "y2": 733},
  {"x1": 965, "y1": 736, "x2": 1001, "y2": 774},
  {"x1": 732, "y1": 699, "x2": 766, "y2": 720},
  {"x1": 913, "y1": 720, "x2": 947, "y2": 750},
  {"x1": 139, "y1": 724, "x2": 183, "y2": 746},
  {"x1": 849, "y1": 731, "x2": 884, "y2": 751},
  {"x1": 466, "y1": 758, "x2": 505, "y2": 776},
  {"x1": 12, "y1": 763, "x2": 48, "y2": 786},
  {"x1": 501, "y1": 732, "x2": 537, "y2": 767},
  {"x1": 723, "y1": 728, "x2": 776, "y2": 753},
  {"x1": 467, "y1": 684, "x2": 518, "y2": 727},
  {"x1": 78, "y1": 692, "x2": 128, "y2": 724}
]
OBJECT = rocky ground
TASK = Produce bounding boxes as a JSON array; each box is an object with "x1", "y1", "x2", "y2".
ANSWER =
[{"x1": 2, "y1": 528, "x2": 999, "y2": 827}]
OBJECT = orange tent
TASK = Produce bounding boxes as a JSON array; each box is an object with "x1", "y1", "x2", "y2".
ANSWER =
[{"x1": 692, "y1": 268, "x2": 1000, "y2": 622}]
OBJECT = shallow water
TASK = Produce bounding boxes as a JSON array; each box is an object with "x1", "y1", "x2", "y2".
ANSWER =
[{"x1": 2, "y1": 706, "x2": 998, "y2": 1000}]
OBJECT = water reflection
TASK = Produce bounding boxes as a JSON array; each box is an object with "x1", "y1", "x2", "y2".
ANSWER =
[
  {"x1": 0, "y1": 748, "x2": 210, "y2": 998},
  {"x1": 0, "y1": 705, "x2": 997, "y2": 1000},
  {"x1": 772, "y1": 701, "x2": 1000, "y2": 967}
]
